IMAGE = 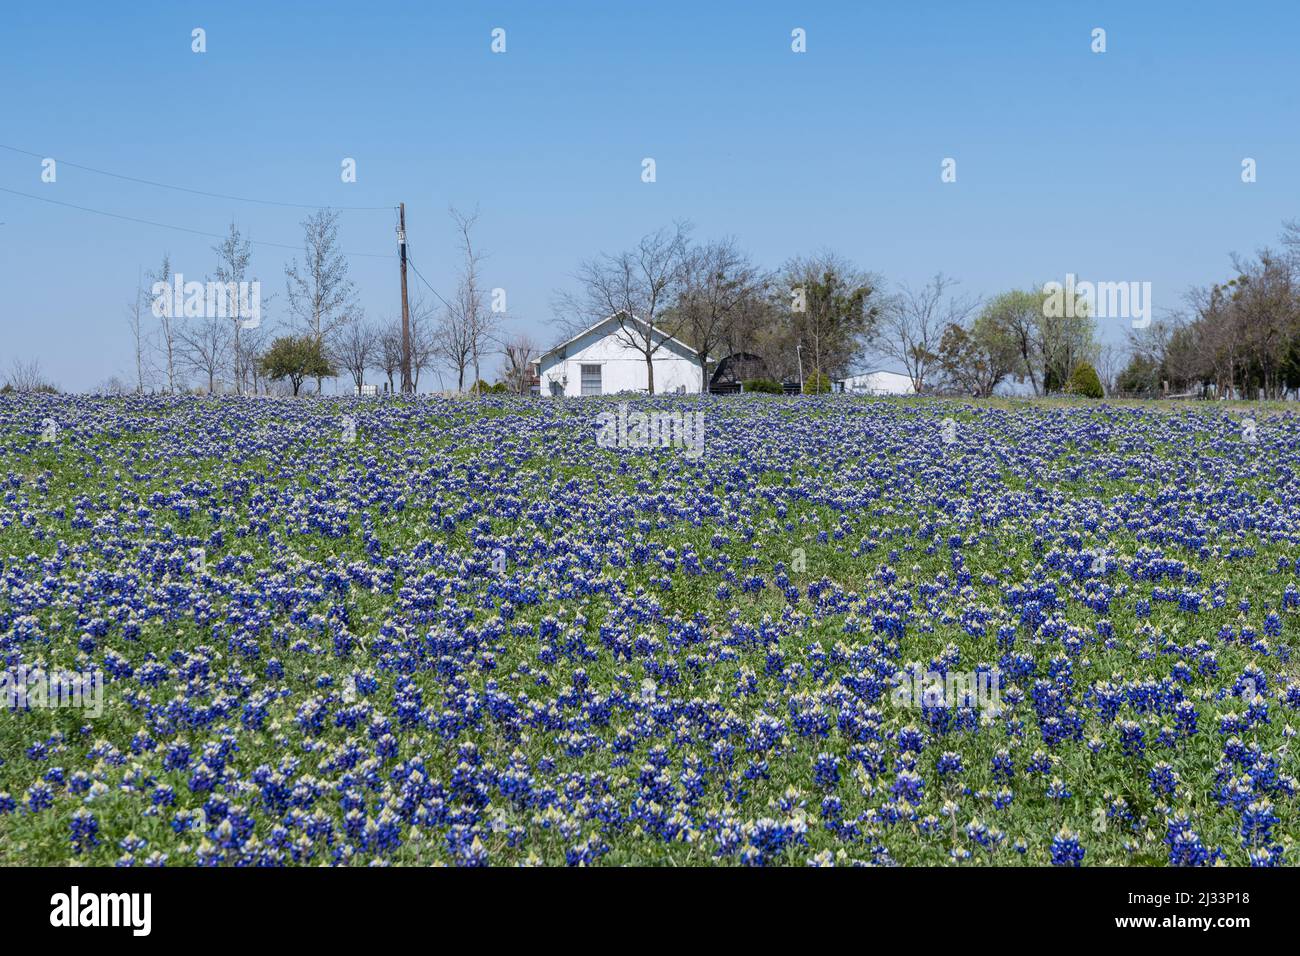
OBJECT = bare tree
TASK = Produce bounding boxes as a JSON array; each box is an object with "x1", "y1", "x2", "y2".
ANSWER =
[
  {"x1": 284, "y1": 209, "x2": 357, "y2": 392},
  {"x1": 98, "y1": 375, "x2": 131, "y2": 395},
  {"x1": 722, "y1": 293, "x2": 786, "y2": 377},
  {"x1": 501, "y1": 333, "x2": 538, "y2": 394},
  {"x1": 148, "y1": 253, "x2": 179, "y2": 393},
  {"x1": 212, "y1": 223, "x2": 257, "y2": 395},
  {"x1": 236, "y1": 321, "x2": 270, "y2": 395},
  {"x1": 677, "y1": 237, "x2": 766, "y2": 391},
  {"x1": 432, "y1": 296, "x2": 473, "y2": 391},
  {"x1": 1096, "y1": 341, "x2": 1127, "y2": 396},
  {"x1": 409, "y1": 297, "x2": 442, "y2": 392},
  {"x1": 335, "y1": 314, "x2": 378, "y2": 393},
  {"x1": 4, "y1": 358, "x2": 51, "y2": 392},
  {"x1": 876, "y1": 273, "x2": 977, "y2": 393},
  {"x1": 378, "y1": 319, "x2": 404, "y2": 393},
  {"x1": 126, "y1": 271, "x2": 150, "y2": 393},
  {"x1": 177, "y1": 311, "x2": 231, "y2": 393},
  {"x1": 556, "y1": 222, "x2": 692, "y2": 394},
  {"x1": 447, "y1": 206, "x2": 498, "y2": 395}
]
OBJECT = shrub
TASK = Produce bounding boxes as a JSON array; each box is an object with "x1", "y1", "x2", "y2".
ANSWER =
[
  {"x1": 742, "y1": 379, "x2": 783, "y2": 394},
  {"x1": 803, "y1": 371, "x2": 831, "y2": 395},
  {"x1": 1065, "y1": 362, "x2": 1104, "y2": 398}
]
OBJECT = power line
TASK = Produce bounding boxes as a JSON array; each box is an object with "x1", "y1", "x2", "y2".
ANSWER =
[
  {"x1": 405, "y1": 253, "x2": 454, "y2": 311},
  {"x1": 0, "y1": 143, "x2": 395, "y2": 211},
  {"x1": 407, "y1": 250, "x2": 518, "y2": 322},
  {"x1": 0, "y1": 185, "x2": 395, "y2": 259}
]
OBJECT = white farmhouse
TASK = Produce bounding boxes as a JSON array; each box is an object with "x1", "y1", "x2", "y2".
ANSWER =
[
  {"x1": 533, "y1": 313, "x2": 705, "y2": 396},
  {"x1": 836, "y1": 369, "x2": 917, "y2": 396}
]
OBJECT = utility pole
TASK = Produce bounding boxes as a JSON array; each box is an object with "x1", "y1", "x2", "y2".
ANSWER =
[{"x1": 398, "y1": 203, "x2": 412, "y2": 394}]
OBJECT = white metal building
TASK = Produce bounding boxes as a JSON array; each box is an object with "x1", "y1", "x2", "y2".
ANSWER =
[
  {"x1": 533, "y1": 313, "x2": 705, "y2": 396},
  {"x1": 835, "y1": 369, "x2": 917, "y2": 396}
]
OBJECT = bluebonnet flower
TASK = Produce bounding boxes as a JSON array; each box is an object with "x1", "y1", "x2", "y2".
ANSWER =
[
  {"x1": 1149, "y1": 763, "x2": 1178, "y2": 797},
  {"x1": 69, "y1": 808, "x2": 100, "y2": 854},
  {"x1": 813, "y1": 753, "x2": 840, "y2": 789},
  {"x1": 1050, "y1": 828, "x2": 1084, "y2": 866}
]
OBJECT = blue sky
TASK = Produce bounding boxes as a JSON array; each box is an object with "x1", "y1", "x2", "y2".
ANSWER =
[{"x1": 2, "y1": 1, "x2": 1298, "y2": 390}]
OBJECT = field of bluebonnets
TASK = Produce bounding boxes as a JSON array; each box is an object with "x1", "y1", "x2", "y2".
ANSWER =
[{"x1": 1, "y1": 391, "x2": 1298, "y2": 867}]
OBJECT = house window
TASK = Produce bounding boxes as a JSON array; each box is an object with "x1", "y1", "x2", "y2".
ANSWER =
[{"x1": 580, "y1": 364, "x2": 602, "y2": 396}]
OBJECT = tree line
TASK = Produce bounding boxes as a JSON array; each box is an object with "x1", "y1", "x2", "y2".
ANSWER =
[
  {"x1": 1122, "y1": 221, "x2": 1300, "y2": 399},
  {"x1": 110, "y1": 206, "x2": 529, "y2": 397},
  {"x1": 551, "y1": 221, "x2": 1101, "y2": 397},
  {"x1": 104, "y1": 214, "x2": 1111, "y2": 400},
  {"x1": 553, "y1": 217, "x2": 1300, "y2": 400},
  {"x1": 9, "y1": 213, "x2": 1298, "y2": 401}
]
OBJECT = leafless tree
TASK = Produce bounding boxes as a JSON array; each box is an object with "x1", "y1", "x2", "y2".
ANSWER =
[
  {"x1": 1096, "y1": 341, "x2": 1127, "y2": 396},
  {"x1": 177, "y1": 311, "x2": 231, "y2": 393},
  {"x1": 409, "y1": 297, "x2": 442, "y2": 392},
  {"x1": 432, "y1": 296, "x2": 473, "y2": 391},
  {"x1": 148, "y1": 253, "x2": 179, "y2": 393},
  {"x1": 378, "y1": 319, "x2": 404, "y2": 393},
  {"x1": 555, "y1": 222, "x2": 692, "y2": 394},
  {"x1": 235, "y1": 323, "x2": 267, "y2": 395},
  {"x1": 125, "y1": 271, "x2": 151, "y2": 393},
  {"x1": 284, "y1": 209, "x2": 356, "y2": 392},
  {"x1": 445, "y1": 206, "x2": 499, "y2": 395},
  {"x1": 236, "y1": 321, "x2": 270, "y2": 395},
  {"x1": 876, "y1": 273, "x2": 977, "y2": 393},
  {"x1": 98, "y1": 375, "x2": 132, "y2": 396},
  {"x1": 334, "y1": 314, "x2": 378, "y2": 393},
  {"x1": 677, "y1": 237, "x2": 767, "y2": 391},
  {"x1": 4, "y1": 357, "x2": 51, "y2": 392},
  {"x1": 721, "y1": 294, "x2": 786, "y2": 378},
  {"x1": 212, "y1": 223, "x2": 258, "y2": 395},
  {"x1": 501, "y1": 334, "x2": 538, "y2": 394}
]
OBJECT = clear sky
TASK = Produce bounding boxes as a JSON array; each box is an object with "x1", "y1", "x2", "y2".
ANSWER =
[{"x1": 3, "y1": 1, "x2": 1298, "y2": 391}]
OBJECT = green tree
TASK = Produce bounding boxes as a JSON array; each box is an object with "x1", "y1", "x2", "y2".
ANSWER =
[
  {"x1": 259, "y1": 335, "x2": 336, "y2": 396},
  {"x1": 937, "y1": 308, "x2": 1023, "y2": 396},
  {"x1": 1116, "y1": 353, "x2": 1160, "y2": 395},
  {"x1": 980, "y1": 289, "x2": 1042, "y2": 394},
  {"x1": 802, "y1": 370, "x2": 832, "y2": 394},
  {"x1": 1065, "y1": 361, "x2": 1104, "y2": 398},
  {"x1": 1038, "y1": 284, "x2": 1097, "y2": 392},
  {"x1": 781, "y1": 252, "x2": 882, "y2": 382}
]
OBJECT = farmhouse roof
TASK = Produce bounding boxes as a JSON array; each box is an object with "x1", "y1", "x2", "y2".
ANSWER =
[
  {"x1": 533, "y1": 312, "x2": 703, "y2": 365},
  {"x1": 836, "y1": 368, "x2": 915, "y2": 383}
]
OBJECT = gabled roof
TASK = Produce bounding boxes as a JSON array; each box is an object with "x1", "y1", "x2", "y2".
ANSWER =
[
  {"x1": 837, "y1": 368, "x2": 914, "y2": 383},
  {"x1": 533, "y1": 312, "x2": 702, "y2": 365}
]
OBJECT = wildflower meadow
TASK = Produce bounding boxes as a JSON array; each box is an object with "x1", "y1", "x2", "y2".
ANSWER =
[{"x1": 1, "y1": 392, "x2": 1296, "y2": 868}]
